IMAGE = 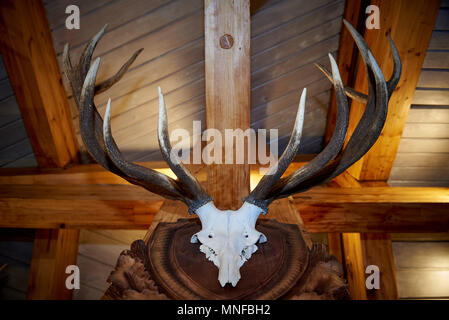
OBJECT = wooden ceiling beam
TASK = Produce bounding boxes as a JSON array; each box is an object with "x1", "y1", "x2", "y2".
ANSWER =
[
  {"x1": 0, "y1": 0, "x2": 80, "y2": 300},
  {"x1": 345, "y1": 0, "x2": 441, "y2": 180},
  {"x1": 0, "y1": 183, "x2": 447, "y2": 232},
  {"x1": 0, "y1": 0, "x2": 79, "y2": 168},
  {"x1": 0, "y1": 161, "x2": 310, "y2": 186}
]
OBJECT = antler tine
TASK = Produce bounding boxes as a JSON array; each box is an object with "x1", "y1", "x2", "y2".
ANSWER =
[
  {"x1": 80, "y1": 24, "x2": 108, "y2": 81},
  {"x1": 103, "y1": 98, "x2": 186, "y2": 200},
  {"x1": 266, "y1": 53, "x2": 349, "y2": 198},
  {"x1": 314, "y1": 22, "x2": 402, "y2": 103},
  {"x1": 64, "y1": 25, "x2": 144, "y2": 102},
  {"x1": 323, "y1": 20, "x2": 389, "y2": 178},
  {"x1": 314, "y1": 63, "x2": 368, "y2": 104},
  {"x1": 158, "y1": 87, "x2": 213, "y2": 212},
  {"x1": 65, "y1": 25, "x2": 212, "y2": 212},
  {"x1": 246, "y1": 19, "x2": 399, "y2": 207},
  {"x1": 95, "y1": 48, "x2": 143, "y2": 94},
  {"x1": 64, "y1": 27, "x2": 143, "y2": 169},
  {"x1": 78, "y1": 57, "x2": 108, "y2": 167},
  {"x1": 244, "y1": 88, "x2": 307, "y2": 212},
  {"x1": 386, "y1": 34, "x2": 401, "y2": 96}
]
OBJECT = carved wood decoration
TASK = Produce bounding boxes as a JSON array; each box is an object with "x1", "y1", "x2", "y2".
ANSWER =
[{"x1": 105, "y1": 219, "x2": 349, "y2": 300}]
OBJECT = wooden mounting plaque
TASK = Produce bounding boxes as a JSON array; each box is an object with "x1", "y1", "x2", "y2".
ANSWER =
[
  {"x1": 104, "y1": 218, "x2": 349, "y2": 300},
  {"x1": 148, "y1": 219, "x2": 308, "y2": 299}
]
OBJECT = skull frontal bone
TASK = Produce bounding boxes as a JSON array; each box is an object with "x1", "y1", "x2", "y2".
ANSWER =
[{"x1": 191, "y1": 202, "x2": 266, "y2": 287}]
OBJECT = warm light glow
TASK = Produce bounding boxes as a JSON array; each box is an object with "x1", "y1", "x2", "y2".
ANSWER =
[
  {"x1": 250, "y1": 172, "x2": 263, "y2": 191},
  {"x1": 154, "y1": 168, "x2": 177, "y2": 180}
]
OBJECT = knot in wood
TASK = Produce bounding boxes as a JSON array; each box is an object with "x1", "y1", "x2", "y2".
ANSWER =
[{"x1": 219, "y1": 34, "x2": 234, "y2": 49}]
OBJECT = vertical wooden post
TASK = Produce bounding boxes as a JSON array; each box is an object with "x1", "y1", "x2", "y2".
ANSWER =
[
  {"x1": 361, "y1": 233, "x2": 399, "y2": 300},
  {"x1": 0, "y1": 0, "x2": 80, "y2": 299},
  {"x1": 27, "y1": 229, "x2": 80, "y2": 300},
  {"x1": 330, "y1": 173, "x2": 367, "y2": 299},
  {"x1": 205, "y1": 0, "x2": 251, "y2": 209},
  {"x1": 359, "y1": 181, "x2": 399, "y2": 300},
  {"x1": 342, "y1": 233, "x2": 367, "y2": 300}
]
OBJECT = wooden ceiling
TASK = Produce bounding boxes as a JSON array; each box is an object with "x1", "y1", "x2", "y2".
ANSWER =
[{"x1": 45, "y1": 0, "x2": 343, "y2": 160}]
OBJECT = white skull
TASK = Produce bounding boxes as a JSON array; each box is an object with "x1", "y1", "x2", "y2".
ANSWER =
[{"x1": 190, "y1": 202, "x2": 267, "y2": 287}]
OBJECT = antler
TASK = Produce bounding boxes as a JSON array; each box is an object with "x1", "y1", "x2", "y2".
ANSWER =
[
  {"x1": 244, "y1": 20, "x2": 402, "y2": 212},
  {"x1": 63, "y1": 25, "x2": 212, "y2": 212}
]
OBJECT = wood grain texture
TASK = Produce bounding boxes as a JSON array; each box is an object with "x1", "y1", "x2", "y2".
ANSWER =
[
  {"x1": 328, "y1": 178, "x2": 399, "y2": 300},
  {"x1": 360, "y1": 182, "x2": 398, "y2": 300},
  {"x1": 329, "y1": 172, "x2": 367, "y2": 300},
  {"x1": 0, "y1": 0, "x2": 79, "y2": 168},
  {"x1": 346, "y1": 0, "x2": 441, "y2": 180},
  {"x1": 27, "y1": 229, "x2": 79, "y2": 300},
  {"x1": 327, "y1": 233, "x2": 344, "y2": 264},
  {"x1": 205, "y1": 0, "x2": 250, "y2": 209},
  {"x1": 261, "y1": 197, "x2": 313, "y2": 250},
  {"x1": 1, "y1": 182, "x2": 448, "y2": 232},
  {"x1": 0, "y1": 0, "x2": 83, "y2": 300},
  {"x1": 361, "y1": 233, "x2": 399, "y2": 300},
  {"x1": 341, "y1": 233, "x2": 366, "y2": 300}
]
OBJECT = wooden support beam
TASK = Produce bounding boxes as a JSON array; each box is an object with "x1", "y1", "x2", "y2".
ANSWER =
[
  {"x1": 327, "y1": 173, "x2": 366, "y2": 299},
  {"x1": 327, "y1": 233, "x2": 344, "y2": 264},
  {"x1": 359, "y1": 181, "x2": 399, "y2": 300},
  {"x1": 0, "y1": 0, "x2": 79, "y2": 168},
  {"x1": 27, "y1": 229, "x2": 79, "y2": 300},
  {"x1": 326, "y1": 177, "x2": 399, "y2": 299},
  {"x1": 342, "y1": 233, "x2": 367, "y2": 300},
  {"x1": 361, "y1": 233, "x2": 399, "y2": 300},
  {"x1": 0, "y1": 182, "x2": 447, "y2": 232},
  {"x1": 0, "y1": 0, "x2": 80, "y2": 299},
  {"x1": 205, "y1": 0, "x2": 251, "y2": 210},
  {"x1": 346, "y1": 0, "x2": 441, "y2": 180}
]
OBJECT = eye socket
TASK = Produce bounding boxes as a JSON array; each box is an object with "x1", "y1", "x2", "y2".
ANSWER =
[
  {"x1": 245, "y1": 235, "x2": 248, "y2": 238},
  {"x1": 208, "y1": 235, "x2": 213, "y2": 238}
]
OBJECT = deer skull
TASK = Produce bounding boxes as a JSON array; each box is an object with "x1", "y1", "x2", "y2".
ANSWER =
[
  {"x1": 191, "y1": 202, "x2": 267, "y2": 287},
  {"x1": 63, "y1": 21, "x2": 400, "y2": 288}
]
